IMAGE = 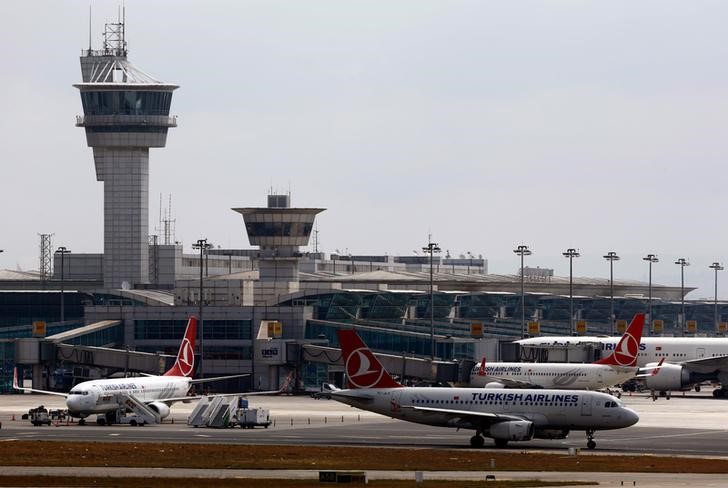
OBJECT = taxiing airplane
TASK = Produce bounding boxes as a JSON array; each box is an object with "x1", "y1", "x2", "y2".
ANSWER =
[
  {"x1": 14, "y1": 316, "x2": 249, "y2": 424},
  {"x1": 470, "y1": 314, "x2": 649, "y2": 391},
  {"x1": 516, "y1": 321, "x2": 728, "y2": 398},
  {"x1": 331, "y1": 329, "x2": 638, "y2": 449}
]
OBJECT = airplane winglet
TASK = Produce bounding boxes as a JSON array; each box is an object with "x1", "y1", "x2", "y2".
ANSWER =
[{"x1": 12, "y1": 367, "x2": 19, "y2": 390}]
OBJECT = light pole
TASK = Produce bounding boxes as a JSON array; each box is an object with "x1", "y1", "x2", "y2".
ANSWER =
[
  {"x1": 562, "y1": 248, "x2": 580, "y2": 335},
  {"x1": 675, "y1": 258, "x2": 689, "y2": 333},
  {"x1": 192, "y1": 238, "x2": 212, "y2": 377},
  {"x1": 643, "y1": 254, "x2": 659, "y2": 332},
  {"x1": 55, "y1": 246, "x2": 71, "y2": 322},
  {"x1": 710, "y1": 262, "x2": 724, "y2": 332},
  {"x1": 603, "y1": 251, "x2": 620, "y2": 335},
  {"x1": 422, "y1": 237, "x2": 441, "y2": 360},
  {"x1": 513, "y1": 245, "x2": 532, "y2": 338}
]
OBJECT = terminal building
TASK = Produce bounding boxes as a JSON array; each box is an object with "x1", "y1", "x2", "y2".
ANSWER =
[{"x1": 1, "y1": 18, "x2": 725, "y2": 394}]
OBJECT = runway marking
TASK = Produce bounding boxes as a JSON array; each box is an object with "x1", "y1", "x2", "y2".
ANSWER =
[
  {"x1": 108, "y1": 433, "x2": 121, "y2": 437},
  {"x1": 194, "y1": 434, "x2": 211, "y2": 438},
  {"x1": 0, "y1": 438, "x2": 19, "y2": 442},
  {"x1": 601, "y1": 430, "x2": 726, "y2": 442}
]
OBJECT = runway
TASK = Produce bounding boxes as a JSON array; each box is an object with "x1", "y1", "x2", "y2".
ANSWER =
[{"x1": 2, "y1": 391, "x2": 727, "y2": 456}]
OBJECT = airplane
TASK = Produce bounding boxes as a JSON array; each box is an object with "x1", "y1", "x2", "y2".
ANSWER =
[
  {"x1": 470, "y1": 314, "x2": 653, "y2": 391},
  {"x1": 515, "y1": 321, "x2": 728, "y2": 398},
  {"x1": 330, "y1": 328, "x2": 638, "y2": 449},
  {"x1": 13, "y1": 316, "x2": 251, "y2": 425}
]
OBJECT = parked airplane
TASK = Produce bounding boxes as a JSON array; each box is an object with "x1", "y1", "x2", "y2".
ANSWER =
[
  {"x1": 470, "y1": 314, "x2": 649, "y2": 391},
  {"x1": 331, "y1": 329, "x2": 638, "y2": 449},
  {"x1": 516, "y1": 323, "x2": 728, "y2": 398},
  {"x1": 14, "y1": 316, "x2": 250, "y2": 424}
]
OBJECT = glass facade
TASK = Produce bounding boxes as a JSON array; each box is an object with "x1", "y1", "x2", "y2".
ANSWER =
[
  {"x1": 81, "y1": 90, "x2": 173, "y2": 116},
  {"x1": 245, "y1": 222, "x2": 313, "y2": 238},
  {"x1": 306, "y1": 322, "x2": 474, "y2": 360},
  {"x1": 135, "y1": 319, "x2": 252, "y2": 341},
  {"x1": 0, "y1": 292, "x2": 89, "y2": 327}
]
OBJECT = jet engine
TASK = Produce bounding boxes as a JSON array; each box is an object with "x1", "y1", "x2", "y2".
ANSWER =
[
  {"x1": 147, "y1": 402, "x2": 171, "y2": 419},
  {"x1": 643, "y1": 363, "x2": 691, "y2": 391},
  {"x1": 488, "y1": 420, "x2": 535, "y2": 441},
  {"x1": 534, "y1": 428, "x2": 570, "y2": 440}
]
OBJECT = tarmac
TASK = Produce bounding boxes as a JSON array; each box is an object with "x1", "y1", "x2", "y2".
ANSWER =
[{"x1": 2, "y1": 390, "x2": 728, "y2": 486}]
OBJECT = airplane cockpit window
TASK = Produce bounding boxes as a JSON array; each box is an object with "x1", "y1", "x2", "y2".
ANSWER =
[{"x1": 69, "y1": 390, "x2": 89, "y2": 396}]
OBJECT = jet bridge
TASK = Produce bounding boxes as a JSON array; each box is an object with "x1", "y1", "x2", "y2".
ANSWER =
[{"x1": 302, "y1": 344, "x2": 460, "y2": 384}]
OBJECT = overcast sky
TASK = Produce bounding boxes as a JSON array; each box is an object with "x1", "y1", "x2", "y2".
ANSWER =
[{"x1": 2, "y1": 1, "x2": 728, "y2": 297}]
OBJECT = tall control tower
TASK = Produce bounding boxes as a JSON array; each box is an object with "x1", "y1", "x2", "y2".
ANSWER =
[{"x1": 75, "y1": 14, "x2": 178, "y2": 289}]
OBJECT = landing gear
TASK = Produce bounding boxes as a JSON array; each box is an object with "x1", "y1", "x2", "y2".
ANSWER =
[
  {"x1": 586, "y1": 430, "x2": 596, "y2": 450},
  {"x1": 78, "y1": 418, "x2": 86, "y2": 426},
  {"x1": 469, "y1": 434, "x2": 485, "y2": 448},
  {"x1": 494, "y1": 438, "x2": 509, "y2": 448},
  {"x1": 96, "y1": 417, "x2": 106, "y2": 426},
  {"x1": 713, "y1": 389, "x2": 726, "y2": 399}
]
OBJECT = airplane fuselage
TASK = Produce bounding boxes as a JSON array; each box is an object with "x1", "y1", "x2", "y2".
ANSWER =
[
  {"x1": 518, "y1": 336, "x2": 728, "y2": 366},
  {"x1": 333, "y1": 387, "x2": 637, "y2": 432},
  {"x1": 470, "y1": 363, "x2": 637, "y2": 389},
  {"x1": 66, "y1": 376, "x2": 191, "y2": 417}
]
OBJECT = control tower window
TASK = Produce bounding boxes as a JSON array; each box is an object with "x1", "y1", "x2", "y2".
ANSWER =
[
  {"x1": 245, "y1": 222, "x2": 313, "y2": 238},
  {"x1": 81, "y1": 91, "x2": 172, "y2": 116}
]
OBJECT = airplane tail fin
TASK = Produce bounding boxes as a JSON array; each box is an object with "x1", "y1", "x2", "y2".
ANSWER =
[
  {"x1": 164, "y1": 316, "x2": 197, "y2": 377},
  {"x1": 594, "y1": 313, "x2": 644, "y2": 367},
  {"x1": 337, "y1": 329, "x2": 403, "y2": 389},
  {"x1": 478, "y1": 357, "x2": 487, "y2": 376}
]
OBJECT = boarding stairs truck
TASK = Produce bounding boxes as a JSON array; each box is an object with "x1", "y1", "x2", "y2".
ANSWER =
[{"x1": 95, "y1": 394, "x2": 161, "y2": 426}]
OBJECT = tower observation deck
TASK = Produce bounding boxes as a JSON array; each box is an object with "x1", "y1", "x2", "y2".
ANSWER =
[{"x1": 74, "y1": 16, "x2": 178, "y2": 289}]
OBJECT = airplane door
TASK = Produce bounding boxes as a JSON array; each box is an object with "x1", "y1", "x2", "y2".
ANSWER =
[
  {"x1": 597, "y1": 369, "x2": 604, "y2": 387},
  {"x1": 697, "y1": 348, "x2": 706, "y2": 359},
  {"x1": 581, "y1": 396, "x2": 592, "y2": 416}
]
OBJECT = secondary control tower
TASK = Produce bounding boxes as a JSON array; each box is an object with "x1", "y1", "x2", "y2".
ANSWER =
[
  {"x1": 75, "y1": 16, "x2": 178, "y2": 289},
  {"x1": 233, "y1": 194, "x2": 324, "y2": 305}
]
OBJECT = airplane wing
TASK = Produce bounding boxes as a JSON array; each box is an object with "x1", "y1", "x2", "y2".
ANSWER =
[
  {"x1": 189, "y1": 373, "x2": 250, "y2": 384},
  {"x1": 12, "y1": 368, "x2": 68, "y2": 398},
  {"x1": 681, "y1": 355, "x2": 728, "y2": 374},
  {"x1": 403, "y1": 405, "x2": 525, "y2": 427}
]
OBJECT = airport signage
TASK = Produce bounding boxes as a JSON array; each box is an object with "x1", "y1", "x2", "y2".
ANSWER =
[
  {"x1": 32, "y1": 321, "x2": 46, "y2": 338},
  {"x1": 719, "y1": 322, "x2": 728, "y2": 334},
  {"x1": 616, "y1": 320, "x2": 627, "y2": 334},
  {"x1": 686, "y1": 320, "x2": 697, "y2": 333},
  {"x1": 470, "y1": 322, "x2": 483, "y2": 337},
  {"x1": 652, "y1": 319, "x2": 663, "y2": 334},
  {"x1": 527, "y1": 321, "x2": 540, "y2": 335},
  {"x1": 255, "y1": 339, "x2": 286, "y2": 364},
  {"x1": 576, "y1": 320, "x2": 587, "y2": 335}
]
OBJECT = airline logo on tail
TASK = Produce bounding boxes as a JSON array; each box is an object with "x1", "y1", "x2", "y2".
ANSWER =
[
  {"x1": 164, "y1": 316, "x2": 197, "y2": 377},
  {"x1": 337, "y1": 329, "x2": 402, "y2": 389},
  {"x1": 595, "y1": 313, "x2": 645, "y2": 367},
  {"x1": 478, "y1": 357, "x2": 487, "y2": 376}
]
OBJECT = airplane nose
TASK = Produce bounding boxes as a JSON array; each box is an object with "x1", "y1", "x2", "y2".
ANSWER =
[
  {"x1": 622, "y1": 407, "x2": 639, "y2": 427},
  {"x1": 66, "y1": 396, "x2": 80, "y2": 412}
]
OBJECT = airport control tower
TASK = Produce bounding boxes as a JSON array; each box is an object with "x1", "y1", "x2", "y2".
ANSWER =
[
  {"x1": 75, "y1": 16, "x2": 178, "y2": 289},
  {"x1": 233, "y1": 194, "x2": 324, "y2": 305}
]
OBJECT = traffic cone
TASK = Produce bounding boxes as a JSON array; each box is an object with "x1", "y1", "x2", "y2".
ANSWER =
[{"x1": 11, "y1": 414, "x2": 15, "y2": 421}]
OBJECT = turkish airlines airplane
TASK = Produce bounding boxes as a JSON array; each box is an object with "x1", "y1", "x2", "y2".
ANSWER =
[
  {"x1": 14, "y1": 316, "x2": 248, "y2": 425},
  {"x1": 470, "y1": 314, "x2": 650, "y2": 391},
  {"x1": 516, "y1": 322, "x2": 728, "y2": 398},
  {"x1": 331, "y1": 329, "x2": 638, "y2": 449}
]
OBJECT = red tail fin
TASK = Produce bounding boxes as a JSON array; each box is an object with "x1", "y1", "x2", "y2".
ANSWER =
[
  {"x1": 164, "y1": 316, "x2": 197, "y2": 377},
  {"x1": 337, "y1": 329, "x2": 402, "y2": 389},
  {"x1": 595, "y1": 313, "x2": 644, "y2": 367},
  {"x1": 478, "y1": 357, "x2": 487, "y2": 376}
]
